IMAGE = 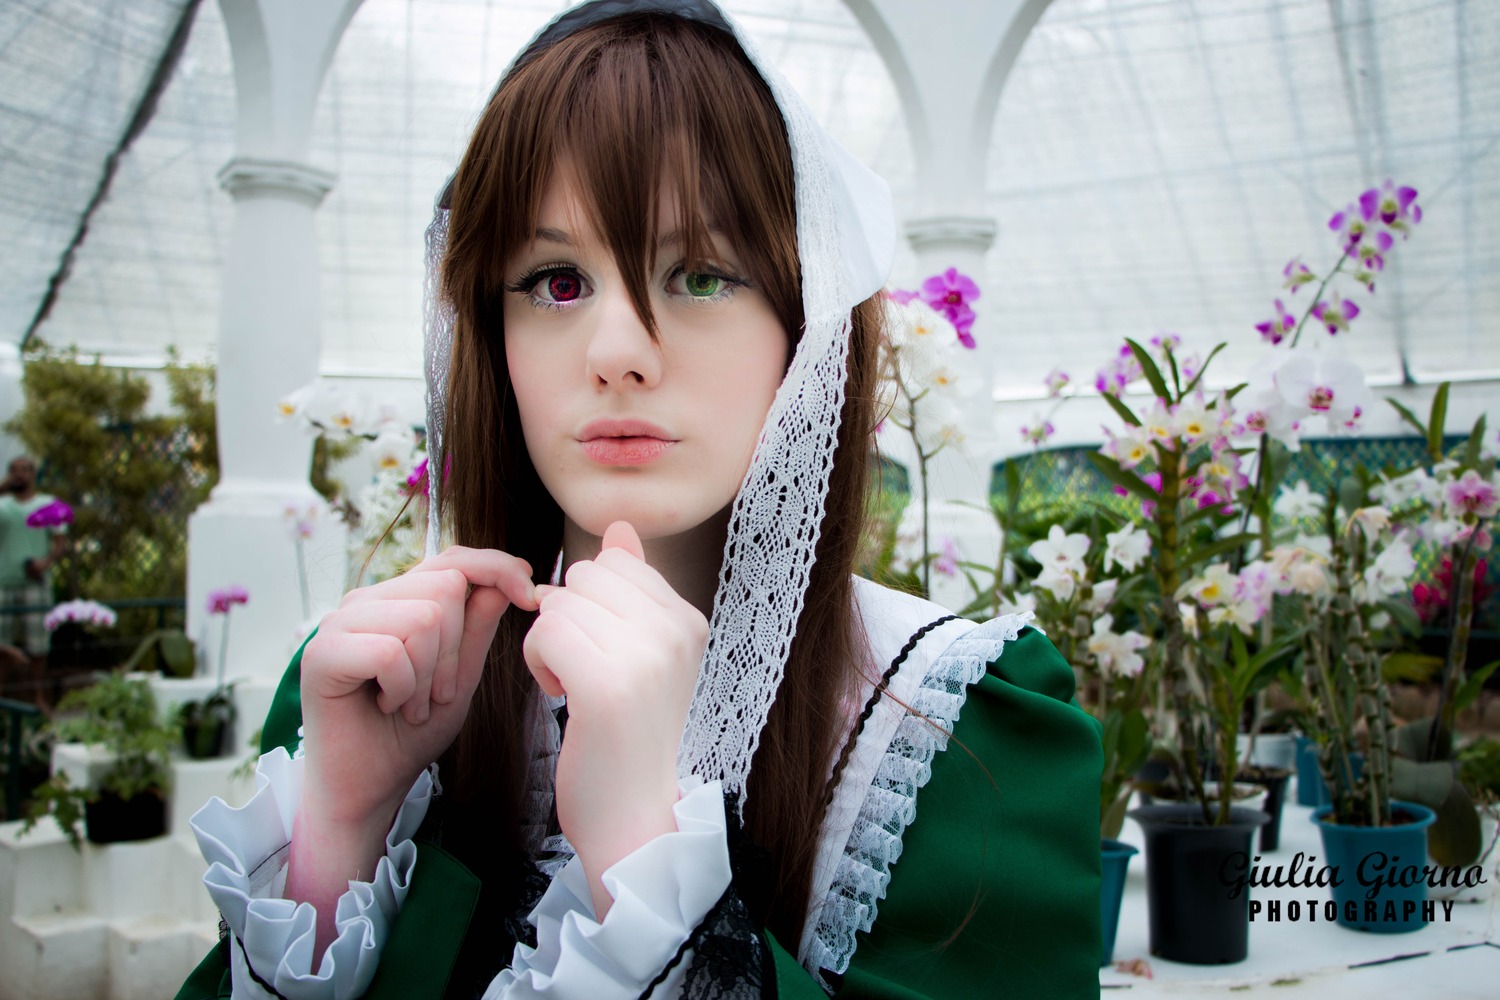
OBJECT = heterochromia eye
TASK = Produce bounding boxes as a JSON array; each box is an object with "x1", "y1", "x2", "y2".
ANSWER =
[
  {"x1": 683, "y1": 272, "x2": 723, "y2": 297},
  {"x1": 547, "y1": 272, "x2": 582, "y2": 302}
]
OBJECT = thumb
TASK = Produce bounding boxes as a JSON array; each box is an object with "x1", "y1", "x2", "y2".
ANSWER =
[{"x1": 601, "y1": 520, "x2": 645, "y2": 560}]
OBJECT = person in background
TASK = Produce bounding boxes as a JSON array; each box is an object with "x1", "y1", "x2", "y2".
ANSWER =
[{"x1": 0, "y1": 456, "x2": 69, "y2": 700}]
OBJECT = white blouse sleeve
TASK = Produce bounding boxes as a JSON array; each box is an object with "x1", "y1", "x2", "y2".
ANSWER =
[
  {"x1": 189, "y1": 746, "x2": 433, "y2": 1000},
  {"x1": 482, "y1": 776, "x2": 732, "y2": 1000}
]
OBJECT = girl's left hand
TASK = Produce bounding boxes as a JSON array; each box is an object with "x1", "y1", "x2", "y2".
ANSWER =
[{"x1": 521, "y1": 520, "x2": 709, "y2": 918}]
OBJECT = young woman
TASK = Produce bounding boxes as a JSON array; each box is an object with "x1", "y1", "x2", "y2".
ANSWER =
[{"x1": 178, "y1": 3, "x2": 1101, "y2": 998}]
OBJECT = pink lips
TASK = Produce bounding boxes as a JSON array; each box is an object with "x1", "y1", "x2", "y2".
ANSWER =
[{"x1": 577, "y1": 419, "x2": 677, "y2": 467}]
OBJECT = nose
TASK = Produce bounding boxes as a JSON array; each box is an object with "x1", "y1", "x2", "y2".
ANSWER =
[{"x1": 584, "y1": 281, "x2": 662, "y2": 389}]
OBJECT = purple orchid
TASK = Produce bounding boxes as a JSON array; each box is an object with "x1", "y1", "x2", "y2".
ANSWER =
[
  {"x1": 403, "y1": 456, "x2": 430, "y2": 495},
  {"x1": 206, "y1": 585, "x2": 250, "y2": 615},
  {"x1": 25, "y1": 499, "x2": 74, "y2": 528},
  {"x1": 1020, "y1": 418, "x2": 1055, "y2": 446},
  {"x1": 1043, "y1": 367, "x2": 1071, "y2": 397},
  {"x1": 1255, "y1": 299, "x2": 1297, "y2": 346},
  {"x1": 1328, "y1": 203, "x2": 1371, "y2": 254},
  {"x1": 1282, "y1": 257, "x2": 1315, "y2": 293},
  {"x1": 919, "y1": 268, "x2": 980, "y2": 347},
  {"x1": 933, "y1": 536, "x2": 961, "y2": 578},
  {"x1": 1311, "y1": 294, "x2": 1360, "y2": 335},
  {"x1": 885, "y1": 288, "x2": 920, "y2": 306},
  {"x1": 1361, "y1": 180, "x2": 1422, "y2": 233}
]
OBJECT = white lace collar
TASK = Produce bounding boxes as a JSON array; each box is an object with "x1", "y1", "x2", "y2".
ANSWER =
[{"x1": 799, "y1": 577, "x2": 1031, "y2": 981}]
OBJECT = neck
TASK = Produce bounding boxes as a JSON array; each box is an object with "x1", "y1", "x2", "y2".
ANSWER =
[
  {"x1": 13, "y1": 486, "x2": 34, "y2": 501},
  {"x1": 560, "y1": 509, "x2": 730, "y2": 618}
]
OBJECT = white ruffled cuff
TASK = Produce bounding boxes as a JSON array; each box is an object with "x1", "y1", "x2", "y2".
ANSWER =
[
  {"x1": 483, "y1": 777, "x2": 731, "y2": 999},
  {"x1": 190, "y1": 747, "x2": 434, "y2": 1000}
]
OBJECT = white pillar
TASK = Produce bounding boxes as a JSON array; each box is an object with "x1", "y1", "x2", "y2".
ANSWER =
[
  {"x1": 846, "y1": 0, "x2": 1053, "y2": 611},
  {"x1": 188, "y1": 0, "x2": 363, "y2": 685}
]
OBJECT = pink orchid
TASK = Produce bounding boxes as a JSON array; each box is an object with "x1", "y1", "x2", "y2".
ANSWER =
[
  {"x1": 1445, "y1": 470, "x2": 1500, "y2": 520},
  {"x1": 206, "y1": 585, "x2": 250, "y2": 615},
  {"x1": 1255, "y1": 300, "x2": 1296, "y2": 346},
  {"x1": 25, "y1": 499, "x2": 74, "y2": 528},
  {"x1": 919, "y1": 268, "x2": 980, "y2": 346}
]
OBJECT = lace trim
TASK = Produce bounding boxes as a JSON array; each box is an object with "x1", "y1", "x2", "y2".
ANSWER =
[{"x1": 804, "y1": 613, "x2": 1031, "y2": 978}]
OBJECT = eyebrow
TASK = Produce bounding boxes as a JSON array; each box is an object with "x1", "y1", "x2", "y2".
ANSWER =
[
  {"x1": 530, "y1": 223, "x2": 726, "y2": 250},
  {"x1": 533, "y1": 226, "x2": 576, "y2": 247}
]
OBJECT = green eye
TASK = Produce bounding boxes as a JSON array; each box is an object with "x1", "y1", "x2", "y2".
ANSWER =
[{"x1": 684, "y1": 272, "x2": 722, "y2": 297}]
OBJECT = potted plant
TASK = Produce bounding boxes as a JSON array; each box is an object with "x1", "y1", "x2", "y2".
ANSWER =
[
  {"x1": 1370, "y1": 391, "x2": 1500, "y2": 881},
  {"x1": 20, "y1": 671, "x2": 178, "y2": 847},
  {"x1": 43, "y1": 598, "x2": 119, "y2": 673},
  {"x1": 171, "y1": 585, "x2": 248, "y2": 759}
]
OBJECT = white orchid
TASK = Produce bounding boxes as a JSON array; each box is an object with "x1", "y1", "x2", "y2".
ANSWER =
[
  {"x1": 1177, "y1": 562, "x2": 1238, "y2": 607},
  {"x1": 1104, "y1": 522, "x2": 1151, "y2": 573},
  {"x1": 1347, "y1": 506, "x2": 1392, "y2": 537},
  {"x1": 1088, "y1": 614, "x2": 1150, "y2": 678},
  {"x1": 1363, "y1": 539, "x2": 1417, "y2": 599},
  {"x1": 886, "y1": 299, "x2": 961, "y2": 389},
  {"x1": 1084, "y1": 578, "x2": 1119, "y2": 614},
  {"x1": 1208, "y1": 600, "x2": 1264, "y2": 636},
  {"x1": 997, "y1": 590, "x2": 1037, "y2": 618},
  {"x1": 371, "y1": 429, "x2": 415, "y2": 472},
  {"x1": 1272, "y1": 350, "x2": 1372, "y2": 431},
  {"x1": 1029, "y1": 524, "x2": 1090, "y2": 577},
  {"x1": 1036, "y1": 565, "x2": 1078, "y2": 601},
  {"x1": 1273, "y1": 479, "x2": 1324, "y2": 520}
]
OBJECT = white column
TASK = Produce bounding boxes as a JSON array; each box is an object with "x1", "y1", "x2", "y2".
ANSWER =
[
  {"x1": 187, "y1": 0, "x2": 363, "y2": 687},
  {"x1": 846, "y1": 0, "x2": 1052, "y2": 611}
]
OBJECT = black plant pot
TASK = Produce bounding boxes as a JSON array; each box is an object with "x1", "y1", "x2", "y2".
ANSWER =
[
  {"x1": 1130, "y1": 803, "x2": 1268, "y2": 964},
  {"x1": 1239, "y1": 767, "x2": 1291, "y2": 853},
  {"x1": 84, "y1": 789, "x2": 167, "y2": 844},
  {"x1": 181, "y1": 717, "x2": 229, "y2": 759}
]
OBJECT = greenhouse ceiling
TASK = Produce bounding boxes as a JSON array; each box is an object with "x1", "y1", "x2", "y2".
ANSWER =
[{"x1": 2, "y1": 0, "x2": 1496, "y2": 392}]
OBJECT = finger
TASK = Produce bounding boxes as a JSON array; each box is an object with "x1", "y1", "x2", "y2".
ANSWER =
[
  {"x1": 558, "y1": 559, "x2": 662, "y2": 627},
  {"x1": 305, "y1": 631, "x2": 417, "y2": 714},
  {"x1": 454, "y1": 584, "x2": 509, "y2": 701},
  {"x1": 589, "y1": 545, "x2": 688, "y2": 611},
  {"x1": 534, "y1": 586, "x2": 628, "y2": 652},
  {"x1": 422, "y1": 546, "x2": 539, "y2": 611},
  {"x1": 523, "y1": 604, "x2": 606, "y2": 695},
  {"x1": 323, "y1": 601, "x2": 444, "y2": 723},
  {"x1": 601, "y1": 520, "x2": 645, "y2": 560}
]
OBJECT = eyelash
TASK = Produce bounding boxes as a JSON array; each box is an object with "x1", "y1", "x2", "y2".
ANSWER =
[{"x1": 504, "y1": 262, "x2": 751, "y2": 311}]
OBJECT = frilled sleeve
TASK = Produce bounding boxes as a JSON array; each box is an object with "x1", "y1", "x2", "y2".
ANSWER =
[
  {"x1": 189, "y1": 748, "x2": 434, "y2": 1000},
  {"x1": 482, "y1": 777, "x2": 732, "y2": 999}
]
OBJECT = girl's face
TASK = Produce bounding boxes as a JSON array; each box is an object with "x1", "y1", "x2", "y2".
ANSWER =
[{"x1": 503, "y1": 167, "x2": 790, "y2": 543}]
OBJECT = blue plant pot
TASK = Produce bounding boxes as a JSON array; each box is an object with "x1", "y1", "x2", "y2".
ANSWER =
[
  {"x1": 1100, "y1": 839, "x2": 1138, "y2": 967},
  {"x1": 1294, "y1": 734, "x2": 1324, "y2": 807},
  {"x1": 1313, "y1": 801, "x2": 1437, "y2": 934}
]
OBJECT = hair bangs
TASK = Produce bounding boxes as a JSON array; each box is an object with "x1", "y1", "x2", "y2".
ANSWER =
[{"x1": 456, "y1": 13, "x2": 801, "y2": 339}]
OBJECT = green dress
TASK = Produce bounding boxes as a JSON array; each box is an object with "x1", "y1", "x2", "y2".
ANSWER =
[{"x1": 177, "y1": 626, "x2": 1101, "y2": 999}]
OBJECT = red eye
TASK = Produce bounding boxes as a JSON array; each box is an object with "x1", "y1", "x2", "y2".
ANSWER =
[{"x1": 547, "y1": 273, "x2": 581, "y2": 302}]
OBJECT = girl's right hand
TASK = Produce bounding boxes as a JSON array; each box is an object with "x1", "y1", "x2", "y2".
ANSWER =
[{"x1": 288, "y1": 545, "x2": 537, "y2": 952}]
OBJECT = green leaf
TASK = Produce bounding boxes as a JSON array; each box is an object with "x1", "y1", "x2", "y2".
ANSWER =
[
  {"x1": 1427, "y1": 382, "x2": 1450, "y2": 462},
  {"x1": 1386, "y1": 397, "x2": 1428, "y2": 439},
  {"x1": 1389, "y1": 755, "x2": 1454, "y2": 810},
  {"x1": 1181, "y1": 532, "x2": 1257, "y2": 570},
  {"x1": 1426, "y1": 779, "x2": 1482, "y2": 867},
  {"x1": 1464, "y1": 414, "x2": 1489, "y2": 469},
  {"x1": 1165, "y1": 346, "x2": 1183, "y2": 398},
  {"x1": 1382, "y1": 651, "x2": 1444, "y2": 684},
  {"x1": 1125, "y1": 338, "x2": 1173, "y2": 402},
  {"x1": 1087, "y1": 452, "x2": 1157, "y2": 501},
  {"x1": 1182, "y1": 343, "x2": 1227, "y2": 397},
  {"x1": 1100, "y1": 390, "x2": 1142, "y2": 428},
  {"x1": 1378, "y1": 597, "x2": 1424, "y2": 639},
  {"x1": 1454, "y1": 659, "x2": 1500, "y2": 714},
  {"x1": 1393, "y1": 718, "x2": 1446, "y2": 762}
]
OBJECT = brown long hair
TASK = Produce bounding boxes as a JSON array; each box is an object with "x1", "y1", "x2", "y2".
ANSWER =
[{"x1": 435, "y1": 12, "x2": 882, "y2": 947}]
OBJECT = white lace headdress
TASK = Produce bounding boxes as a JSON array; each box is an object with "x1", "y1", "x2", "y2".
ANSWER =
[{"x1": 422, "y1": 0, "x2": 895, "y2": 810}]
